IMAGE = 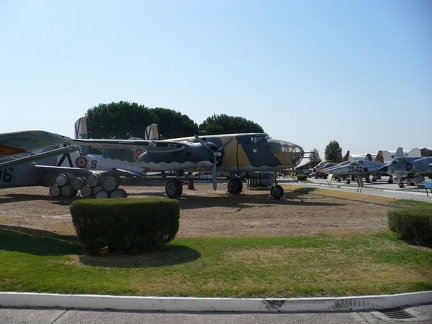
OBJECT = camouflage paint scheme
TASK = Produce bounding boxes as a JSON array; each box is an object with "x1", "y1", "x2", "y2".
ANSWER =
[{"x1": 138, "y1": 133, "x2": 304, "y2": 173}]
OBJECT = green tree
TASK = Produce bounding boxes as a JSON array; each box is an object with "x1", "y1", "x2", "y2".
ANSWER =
[
  {"x1": 309, "y1": 148, "x2": 321, "y2": 167},
  {"x1": 86, "y1": 101, "x2": 156, "y2": 139},
  {"x1": 325, "y1": 140, "x2": 342, "y2": 162},
  {"x1": 152, "y1": 108, "x2": 198, "y2": 139},
  {"x1": 199, "y1": 114, "x2": 264, "y2": 135},
  {"x1": 86, "y1": 102, "x2": 198, "y2": 139}
]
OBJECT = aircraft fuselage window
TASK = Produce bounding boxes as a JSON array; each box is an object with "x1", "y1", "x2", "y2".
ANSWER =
[
  {"x1": 269, "y1": 143, "x2": 290, "y2": 153},
  {"x1": 245, "y1": 134, "x2": 269, "y2": 144}
]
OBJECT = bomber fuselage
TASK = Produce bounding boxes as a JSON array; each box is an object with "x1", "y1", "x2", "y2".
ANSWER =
[{"x1": 139, "y1": 133, "x2": 304, "y2": 173}]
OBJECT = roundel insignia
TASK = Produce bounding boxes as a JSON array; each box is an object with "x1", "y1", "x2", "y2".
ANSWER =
[
  {"x1": 134, "y1": 149, "x2": 144, "y2": 162},
  {"x1": 75, "y1": 156, "x2": 88, "y2": 168}
]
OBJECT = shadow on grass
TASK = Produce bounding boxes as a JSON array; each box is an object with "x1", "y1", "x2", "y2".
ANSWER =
[
  {"x1": 0, "y1": 225, "x2": 201, "y2": 268},
  {"x1": 0, "y1": 225, "x2": 82, "y2": 256},
  {"x1": 78, "y1": 244, "x2": 201, "y2": 268}
]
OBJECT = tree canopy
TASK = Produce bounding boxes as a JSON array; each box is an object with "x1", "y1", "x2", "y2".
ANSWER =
[
  {"x1": 308, "y1": 148, "x2": 321, "y2": 167},
  {"x1": 86, "y1": 102, "x2": 198, "y2": 139},
  {"x1": 152, "y1": 107, "x2": 198, "y2": 139},
  {"x1": 86, "y1": 102, "x2": 265, "y2": 139},
  {"x1": 199, "y1": 114, "x2": 264, "y2": 135},
  {"x1": 324, "y1": 140, "x2": 342, "y2": 162}
]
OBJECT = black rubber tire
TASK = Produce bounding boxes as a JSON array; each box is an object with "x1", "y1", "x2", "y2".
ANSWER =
[
  {"x1": 270, "y1": 185, "x2": 284, "y2": 200},
  {"x1": 165, "y1": 179, "x2": 183, "y2": 198},
  {"x1": 227, "y1": 178, "x2": 243, "y2": 194}
]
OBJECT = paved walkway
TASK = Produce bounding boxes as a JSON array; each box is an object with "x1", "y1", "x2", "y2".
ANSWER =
[{"x1": 285, "y1": 176, "x2": 432, "y2": 202}]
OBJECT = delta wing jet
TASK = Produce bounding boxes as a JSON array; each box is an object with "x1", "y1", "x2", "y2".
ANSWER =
[{"x1": 71, "y1": 130, "x2": 304, "y2": 199}]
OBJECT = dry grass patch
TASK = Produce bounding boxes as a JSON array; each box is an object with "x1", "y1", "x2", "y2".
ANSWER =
[{"x1": 283, "y1": 183, "x2": 396, "y2": 204}]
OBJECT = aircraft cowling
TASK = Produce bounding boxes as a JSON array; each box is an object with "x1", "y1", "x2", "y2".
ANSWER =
[{"x1": 138, "y1": 142, "x2": 218, "y2": 172}]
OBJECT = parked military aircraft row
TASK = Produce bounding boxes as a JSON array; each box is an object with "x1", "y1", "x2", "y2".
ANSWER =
[
  {"x1": 313, "y1": 147, "x2": 432, "y2": 188},
  {"x1": 2, "y1": 116, "x2": 430, "y2": 198},
  {"x1": 0, "y1": 118, "x2": 305, "y2": 200}
]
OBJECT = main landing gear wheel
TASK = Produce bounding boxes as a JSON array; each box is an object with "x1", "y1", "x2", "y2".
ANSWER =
[
  {"x1": 227, "y1": 178, "x2": 243, "y2": 194},
  {"x1": 165, "y1": 179, "x2": 183, "y2": 198},
  {"x1": 270, "y1": 184, "x2": 284, "y2": 200}
]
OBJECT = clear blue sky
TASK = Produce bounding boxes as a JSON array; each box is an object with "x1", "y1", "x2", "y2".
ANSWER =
[{"x1": 1, "y1": 0, "x2": 431, "y2": 160}]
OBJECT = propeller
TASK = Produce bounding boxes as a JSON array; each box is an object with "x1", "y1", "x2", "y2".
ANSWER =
[{"x1": 195, "y1": 135, "x2": 233, "y2": 190}]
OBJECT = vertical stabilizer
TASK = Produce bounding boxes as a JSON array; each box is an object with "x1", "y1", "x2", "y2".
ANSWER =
[
  {"x1": 74, "y1": 117, "x2": 89, "y2": 139},
  {"x1": 394, "y1": 147, "x2": 404, "y2": 158},
  {"x1": 145, "y1": 123, "x2": 159, "y2": 140},
  {"x1": 343, "y1": 150, "x2": 350, "y2": 161},
  {"x1": 408, "y1": 148, "x2": 421, "y2": 157},
  {"x1": 74, "y1": 117, "x2": 90, "y2": 155},
  {"x1": 375, "y1": 151, "x2": 384, "y2": 163},
  {"x1": 376, "y1": 150, "x2": 393, "y2": 163}
]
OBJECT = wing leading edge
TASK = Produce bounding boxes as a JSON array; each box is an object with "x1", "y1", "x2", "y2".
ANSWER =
[
  {"x1": 70, "y1": 138, "x2": 186, "y2": 153},
  {"x1": 0, "y1": 130, "x2": 71, "y2": 157}
]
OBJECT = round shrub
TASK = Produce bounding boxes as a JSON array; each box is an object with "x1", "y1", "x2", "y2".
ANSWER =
[{"x1": 70, "y1": 198, "x2": 180, "y2": 255}]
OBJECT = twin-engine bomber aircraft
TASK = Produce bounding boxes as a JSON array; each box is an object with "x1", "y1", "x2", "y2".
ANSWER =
[{"x1": 71, "y1": 132, "x2": 305, "y2": 199}]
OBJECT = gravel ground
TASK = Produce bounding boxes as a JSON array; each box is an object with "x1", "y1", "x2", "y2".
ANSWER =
[{"x1": 0, "y1": 180, "x2": 396, "y2": 238}]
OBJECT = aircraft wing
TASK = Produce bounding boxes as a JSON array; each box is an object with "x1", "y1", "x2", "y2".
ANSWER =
[
  {"x1": 0, "y1": 146, "x2": 80, "y2": 169},
  {"x1": 0, "y1": 130, "x2": 71, "y2": 157},
  {"x1": 70, "y1": 138, "x2": 186, "y2": 152}
]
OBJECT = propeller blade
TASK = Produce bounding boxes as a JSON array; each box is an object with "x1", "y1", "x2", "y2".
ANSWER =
[
  {"x1": 219, "y1": 137, "x2": 233, "y2": 150},
  {"x1": 194, "y1": 135, "x2": 211, "y2": 152},
  {"x1": 212, "y1": 159, "x2": 217, "y2": 190},
  {"x1": 195, "y1": 134, "x2": 228, "y2": 191}
]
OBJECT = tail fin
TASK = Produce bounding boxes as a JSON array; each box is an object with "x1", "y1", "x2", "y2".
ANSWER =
[
  {"x1": 375, "y1": 151, "x2": 384, "y2": 163},
  {"x1": 376, "y1": 150, "x2": 392, "y2": 163},
  {"x1": 74, "y1": 117, "x2": 90, "y2": 155},
  {"x1": 394, "y1": 147, "x2": 404, "y2": 158},
  {"x1": 408, "y1": 148, "x2": 421, "y2": 157},
  {"x1": 74, "y1": 117, "x2": 89, "y2": 139},
  {"x1": 145, "y1": 123, "x2": 159, "y2": 140},
  {"x1": 421, "y1": 148, "x2": 432, "y2": 156},
  {"x1": 343, "y1": 150, "x2": 350, "y2": 161}
]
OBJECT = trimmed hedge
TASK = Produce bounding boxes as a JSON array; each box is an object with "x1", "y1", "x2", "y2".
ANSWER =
[
  {"x1": 387, "y1": 206, "x2": 432, "y2": 247},
  {"x1": 70, "y1": 198, "x2": 180, "y2": 255}
]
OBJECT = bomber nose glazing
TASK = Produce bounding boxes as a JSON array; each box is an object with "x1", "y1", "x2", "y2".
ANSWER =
[
  {"x1": 291, "y1": 144, "x2": 305, "y2": 167},
  {"x1": 269, "y1": 140, "x2": 304, "y2": 167}
]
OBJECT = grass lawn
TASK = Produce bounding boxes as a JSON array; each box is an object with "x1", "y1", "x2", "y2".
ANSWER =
[{"x1": 1, "y1": 226, "x2": 431, "y2": 298}]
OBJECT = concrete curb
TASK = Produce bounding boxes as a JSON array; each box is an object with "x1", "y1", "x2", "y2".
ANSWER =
[{"x1": 1, "y1": 291, "x2": 432, "y2": 312}]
